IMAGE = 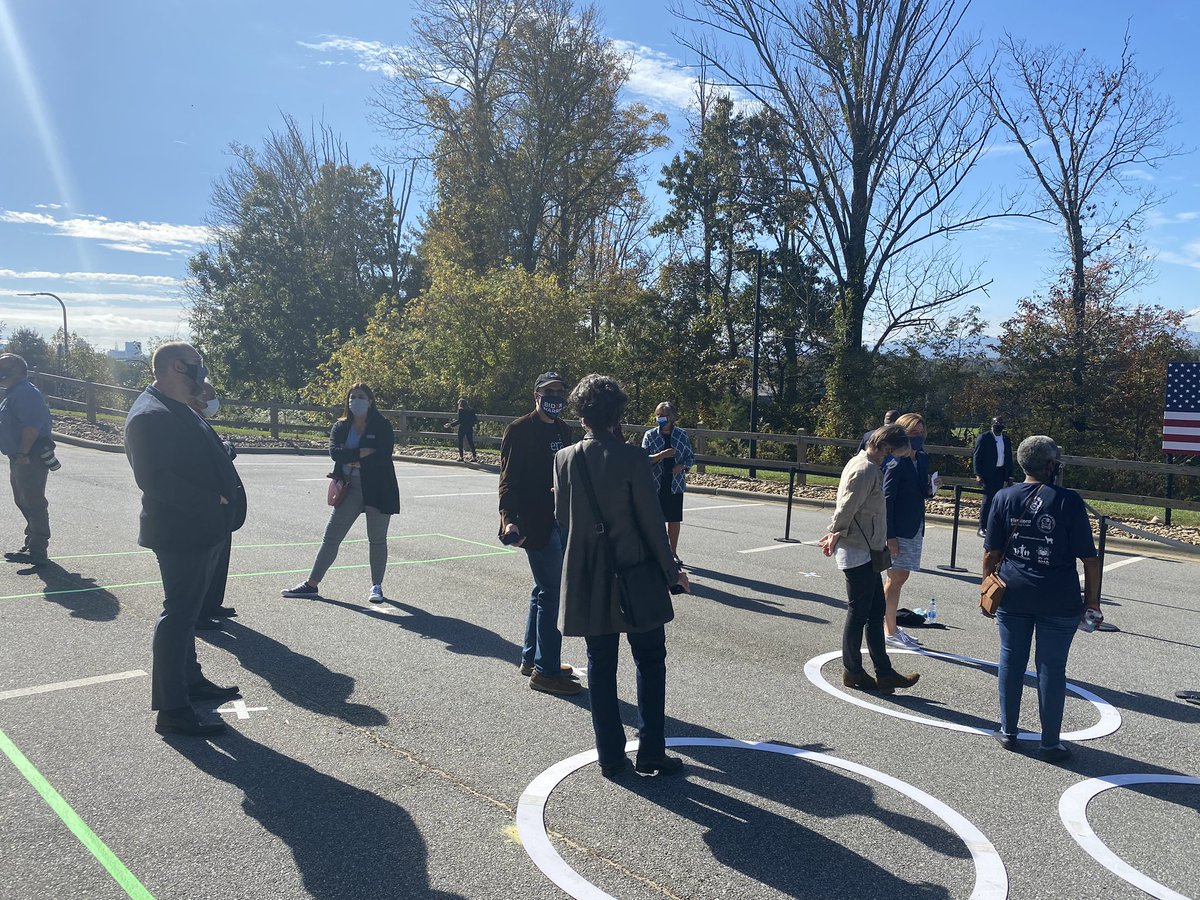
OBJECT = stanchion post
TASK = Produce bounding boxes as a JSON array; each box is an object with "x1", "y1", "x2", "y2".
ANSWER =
[
  {"x1": 1096, "y1": 514, "x2": 1108, "y2": 601},
  {"x1": 937, "y1": 483, "x2": 968, "y2": 572},
  {"x1": 774, "y1": 467, "x2": 802, "y2": 544}
]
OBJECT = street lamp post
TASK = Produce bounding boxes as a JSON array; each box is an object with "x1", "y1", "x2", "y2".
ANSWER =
[{"x1": 16, "y1": 291, "x2": 68, "y2": 373}]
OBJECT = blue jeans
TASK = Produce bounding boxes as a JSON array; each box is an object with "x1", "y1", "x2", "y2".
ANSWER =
[
  {"x1": 996, "y1": 608, "x2": 1079, "y2": 747},
  {"x1": 522, "y1": 527, "x2": 564, "y2": 676},
  {"x1": 585, "y1": 626, "x2": 667, "y2": 768}
]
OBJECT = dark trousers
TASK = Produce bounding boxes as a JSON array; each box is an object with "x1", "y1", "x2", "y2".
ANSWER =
[
  {"x1": 841, "y1": 562, "x2": 895, "y2": 677},
  {"x1": 200, "y1": 533, "x2": 232, "y2": 617},
  {"x1": 585, "y1": 626, "x2": 667, "y2": 769},
  {"x1": 151, "y1": 544, "x2": 221, "y2": 710},
  {"x1": 979, "y1": 477, "x2": 1005, "y2": 531},
  {"x1": 9, "y1": 460, "x2": 50, "y2": 556},
  {"x1": 457, "y1": 429, "x2": 475, "y2": 457}
]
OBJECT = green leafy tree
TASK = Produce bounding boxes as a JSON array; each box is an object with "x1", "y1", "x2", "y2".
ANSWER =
[
  {"x1": 5, "y1": 327, "x2": 51, "y2": 371},
  {"x1": 187, "y1": 116, "x2": 415, "y2": 399}
]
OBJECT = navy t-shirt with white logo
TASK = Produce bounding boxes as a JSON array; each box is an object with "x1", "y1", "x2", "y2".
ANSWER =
[{"x1": 985, "y1": 482, "x2": 1096, "y2": 616}]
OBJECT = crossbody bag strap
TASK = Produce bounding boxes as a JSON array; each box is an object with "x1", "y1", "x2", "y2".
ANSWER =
[{"x1": 574, "y1": 445, "x2": 618, "y2": 564}]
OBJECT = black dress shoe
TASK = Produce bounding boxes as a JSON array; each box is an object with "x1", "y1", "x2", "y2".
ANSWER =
[
  {"x1": 194, "y1": 617, "x2": 223, "y2": 631},
  {"x1": 635, "y1": 755, "x2": 685, "y2": 776},
  {"x1": 188, "y1": 680, "x2": 241, "y2": 701},
  {"x1": 214, "y1": 606, "x2": 237, "y2": 618},
  {"x1": 600, "y1": 757, "x2": 631, "y2": 779},
  {"x1": 155, "y1": 708, "x2": 226, "y2": 737},
  {"x1": 5, "y1": 550, "x2": 48, "y2": 566}
]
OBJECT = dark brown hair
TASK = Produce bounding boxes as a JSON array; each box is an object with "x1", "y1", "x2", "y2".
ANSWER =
[{"x1": 339, "y1": 382, "x2": 376, "y2": 421}]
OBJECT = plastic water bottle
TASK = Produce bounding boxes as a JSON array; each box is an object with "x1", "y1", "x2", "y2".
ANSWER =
[
  {"x1": 1078, "y1": 608, "x2": 1101, "y2": 633},
  {"x1": 926, "y1": 598, "x2": 938, "y2": 623}
]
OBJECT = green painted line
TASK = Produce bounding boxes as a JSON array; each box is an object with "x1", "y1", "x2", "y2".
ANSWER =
[
  {"x1": 0, "y1": 549, "x2": 519, "y2": 601},
  {"x1": 0, "y1": 727, "x2": 155, "y2": 899},
  {"x1": 435, "y1": 532, "x2": 519, "y2": 552},
  {"x1": 47, "y1": 533, "x2": 444, "y2": 562}
]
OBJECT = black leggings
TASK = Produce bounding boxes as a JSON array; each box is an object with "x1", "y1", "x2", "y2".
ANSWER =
[{"x1": 457, "y1": 429, "x2": 475, "y2": 456}]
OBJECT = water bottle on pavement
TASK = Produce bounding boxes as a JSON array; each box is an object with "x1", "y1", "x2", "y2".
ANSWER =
[
  {"x1": 1079, "y1": 608, "x2": 1101, "y2": 633},
  {"x1": 927, "y1": 598, "x2": 938, "y2": 623}
]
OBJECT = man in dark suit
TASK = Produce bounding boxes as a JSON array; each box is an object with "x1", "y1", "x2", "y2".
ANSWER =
[
  {"x1": 858, "y1": 409, "x2": 900, "y2": 452},
  {"x1": 125, "y1": 342, "x2": 246, "y2": 736},
  {"x1": 190, "y1": 382, "x2": 239, "y2": 630},
  {"x1": 972, "y1": 416, "x2": 1013, "y2": 537}
]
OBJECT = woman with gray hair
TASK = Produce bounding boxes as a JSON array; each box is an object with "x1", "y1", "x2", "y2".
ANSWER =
[{"x1": 982, "y1": 435, "x2": 1101, "y2": 762}]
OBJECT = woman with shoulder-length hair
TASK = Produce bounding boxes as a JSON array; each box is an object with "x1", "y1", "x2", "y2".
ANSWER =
[
  {"x1": 818, "y1": 425, "x2": 922, "y2": 696},
  {"x1": 556, "y1": 375, "x2": 690, "y2": 778},
  {"x1": 983, "y1": 435, "x2": 1100, "y2": 762},
  {"x1": 641, "y1": 401, "x2": 694, "y2": 565},
  {"x1": 282, "y1": 382, "x2": 400, "y2": 604},
  {"x1": 882, "y1": 412, "x2": 932, "y2": 649}
]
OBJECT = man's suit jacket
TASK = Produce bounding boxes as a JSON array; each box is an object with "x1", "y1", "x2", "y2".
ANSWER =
[
  {"x1": 973, "y1": 430, "x2": 1013, "y2": 483},
  {"x1": 125, "y1": 385, "x2": 245, "y2": 551}
]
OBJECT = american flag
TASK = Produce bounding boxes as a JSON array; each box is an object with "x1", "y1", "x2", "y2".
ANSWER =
[{"x1": 1163, "y1": 362, "x2": 1200, "y2": 455}]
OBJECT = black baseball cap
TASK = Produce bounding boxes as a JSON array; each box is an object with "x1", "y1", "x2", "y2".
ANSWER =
[{"x1": 534, "y1": 371, "x2": 566, "y2": 391}]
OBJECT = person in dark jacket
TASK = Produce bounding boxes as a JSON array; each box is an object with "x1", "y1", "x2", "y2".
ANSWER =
[
  {"x1": 555, "y1": 374, "x2": 689, "y2": 777},
  {"x1": 857, "y1": 409, "x2": 900, "y2": 452},
  {"x1": 125, "y1": 342, "x2": 245, "y2": 737},
  {"x1": 445, "y1": 398, "x2": 478, "y2": 461},
  {"x1": 973, "y1": 417, "x2": 1014, "y2": 537},
  {"x1": 883, "y1": 412, "x2": 932, "y2": 649},
  {"x1": 282, "y1": 382, "x2": 400, "y2": 604},
  {"x1": 190, "y1": 382, "x2": 240, "y2": 630},
  {"x1": 1, "y1": 353, "x2": 55, "y2": 565},
  {"x1": 499, "y1": 371, "x2": 580, "y2": 696}
]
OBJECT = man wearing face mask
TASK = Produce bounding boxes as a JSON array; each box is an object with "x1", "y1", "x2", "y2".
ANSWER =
[
  {"x1": 125, "y1": 343, "x2": 246, "y2": 736},
  {"x1": 973, "y1": 416, "x2": 1014, "y2": 538},
  {"x1": 499, "y1": 371, "x2": 581, "y2": 695},
  {"x1": 188, "y1": 382, "x2": 241, "y2": 630}
]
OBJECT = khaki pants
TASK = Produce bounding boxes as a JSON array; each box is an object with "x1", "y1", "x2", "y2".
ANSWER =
[{"x1": 9, "y1": 459, "x2": 50, "y2": 557}]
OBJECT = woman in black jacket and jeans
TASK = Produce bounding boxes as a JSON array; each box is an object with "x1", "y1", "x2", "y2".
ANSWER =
[{"x1": 282, "y1": 383, "x2": 400, "y2": 603}]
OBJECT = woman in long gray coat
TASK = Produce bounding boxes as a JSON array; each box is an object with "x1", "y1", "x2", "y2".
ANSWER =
[{"x1": 555, "y1": 375, "x2": 689, "y2": 778}]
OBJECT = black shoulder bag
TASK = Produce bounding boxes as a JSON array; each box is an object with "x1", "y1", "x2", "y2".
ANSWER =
[
  {"x1": 575, "y1": 447, "x2": 674, "y2": 631},
  {"x1": 854, "y1": 517, "x2": 892, "y2": 573}
]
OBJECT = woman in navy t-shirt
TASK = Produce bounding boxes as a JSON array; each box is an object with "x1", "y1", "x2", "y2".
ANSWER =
[{"x1": 982, "y1": 435, "x2": 1101, "y2": 762}]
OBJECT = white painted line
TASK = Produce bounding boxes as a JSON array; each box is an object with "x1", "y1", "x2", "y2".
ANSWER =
[
  {"x1": 684, "y1": 502, "x2": 767, "y2": 512},
  {"x1": 517, "y1": 737, "x2": 1008, "y2": 900},
  {"x1": 739, "y1": 541, "x2": 819, "y2": 553},
  {"x1": 396, "y1": 473, "x2": 495, "y2": 480},
  {"x1": 0, "y1": 670, "x2": 147, "y2": 702},
  {"x1": 803, "y1": 649, "x2": 1121, "y2": 742},
  {"x1": 411, "y1": 491, "x2": 497, "y2": 499},
  {"x1": 1102, "y1": 556, "x2": 1147, "y2": 574},
  {"x1": 217, "y1": 700, "x2": 268, "y2": 720},
  {"x1": 1060, "y1": 775, "x2": 1198, "y2": 900}
]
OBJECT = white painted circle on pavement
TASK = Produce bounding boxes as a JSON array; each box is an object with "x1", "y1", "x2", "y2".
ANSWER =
[
  {"x1": 804, "y1": 648, "x2": 1121, "y2": 742},
  {"x1": 517, "y1": 737, "x2": 1008, "y2": 900},
  {"x1": 1060, "y1": 774, "x2": 1199, "y2": 900}
]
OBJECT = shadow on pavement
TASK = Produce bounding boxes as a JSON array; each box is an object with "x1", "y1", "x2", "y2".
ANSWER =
[
  {"x1": 170, "y1": 731, "x2": 465, "y2": 900},
  {"x1": 15, "y1": 561, "x2": 120, "y2": 621},
  {"x1": 687, "y1": 580, "x2": 830, "y2": 624},
  {"x1": 687, "y1": 566, "x2": 844, "y2": 610},
  {"x1": 199, "y1": 619, "x2": 387, "y2": 727}
]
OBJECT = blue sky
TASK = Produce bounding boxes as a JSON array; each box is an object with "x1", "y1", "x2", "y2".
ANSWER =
[{"x1": 1, "y1": 0, "x2": 1197, "y2": 350}]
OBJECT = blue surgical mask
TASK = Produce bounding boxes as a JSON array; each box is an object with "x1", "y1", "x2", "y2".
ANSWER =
[
  {"x1": 656, "y1": 416, "x2": 669, "y2": 428},
  {"x1": 349, "y1": 398, "x2": 370, "y2": 417},
  {"x1": 202, "y1": 397, "x2": 220, "y2": 418},
  {"x1": 910, "y1": 435, "x2": 925, "y2": 452}
]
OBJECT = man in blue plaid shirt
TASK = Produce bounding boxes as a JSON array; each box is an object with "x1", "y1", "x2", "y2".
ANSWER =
[{"x1": 642, "y1": 402, "x2": 694, "y2": 565}]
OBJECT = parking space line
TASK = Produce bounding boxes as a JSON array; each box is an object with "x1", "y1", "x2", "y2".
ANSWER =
[
  {"x1": 0, "y1": 670, "x2": 146, "y2": 702},
  {"x1": 1102, "y1": 556, "x2": 1147, "y2": 573},
  {"x1": 739, "y1": 540, "x2": 818, "y2": 553},
  {"x1": 0, "y1": 728, "x2": 154, "y2": 899},
  {"x1": 41, "y1": 533, "x2": 445, "y2": 563},
  {"x1": 685, "y1": 502, "x2": 767, "y2": 512},
  {"x1": 0, "y1": 548, "x2": 518, "y2": 601},
  {"x1": 411, "y1": 491, "x2": 497, "y2": 499}
]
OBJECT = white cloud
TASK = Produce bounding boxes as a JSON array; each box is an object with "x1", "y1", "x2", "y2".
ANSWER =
[
  {"x1": 33, "y1": 202, "x2": 64, "y2": 209},
  {"x1": 1146, "y1": 210, "x2": 1200, "y2": 228},
  {"x1": 1159, "y1": 239, "x2": 1200, "y2": 271},
  {"x1": 1126, "y1": 168, "x2": 1155, "y2": 182},
  {"x1": 1, "y1": 289, "x2": 190, "y2": 346},
  {"x1": 0, "y1": 209, "x2": 210, "y2": 254},
  {"x1": 297, "y1": 35, "x2": 399, "y2": 74},
  {"x1": 610, "y1": 40, "x2": 701, "y2": 110},
  {"x1": 0, "y1": 268, "x2": 180, "y2": 287}
]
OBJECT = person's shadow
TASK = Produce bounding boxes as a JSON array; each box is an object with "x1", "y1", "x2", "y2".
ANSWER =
[
  {"x1": 13, "y1": 561, "x2": 120, "y2": 621},
  {"x1": 620, "y1": 745, "x2": 961, "y2": 898},
  {"x1": 198, "y1": 620, "x2": 387, "y2": 727},
  {"x1": 168, "y1": 732, "x2": 465, "y2": 900},
  {"x1": 686, "y1": 580, "x2": 830, "y2": 624},
  {"x1": 687, "y1": 565, "x2": 845, "y2": 611}
]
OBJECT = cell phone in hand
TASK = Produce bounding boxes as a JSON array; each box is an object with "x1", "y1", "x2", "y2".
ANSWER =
[
  {"x1": 669, "y1": 583, "x2": 686, "y2": 595},
  {"x1": 500, "y1": 531, "x2": 522, "y2": 546}
]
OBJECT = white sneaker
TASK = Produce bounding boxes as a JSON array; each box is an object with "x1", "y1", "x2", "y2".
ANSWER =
[
  {"x1": 896, "y1": 629, "x2": 922, "y2": 648},
  {"x1": 885, "y1": 633, "x2": 908, "y2": 649},
  {"x1": 368, "y1": 584, "x2": 384, "y2": 604}
]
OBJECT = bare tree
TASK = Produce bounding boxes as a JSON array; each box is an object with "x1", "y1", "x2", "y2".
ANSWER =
[
  {"x1": 980, "y1": 33, "x2": 1182, "y2": 431},
  {"x1": 673, "y1": 0, "x2": 994, "y2": 433}
]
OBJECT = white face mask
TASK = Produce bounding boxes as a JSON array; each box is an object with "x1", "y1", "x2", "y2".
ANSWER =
[
  {"x1": 349, "y1": 398, "x2": 370, "y2": 417},
  {"x1": 202, "y1": 397, "x2": 220, "y2": 418}
]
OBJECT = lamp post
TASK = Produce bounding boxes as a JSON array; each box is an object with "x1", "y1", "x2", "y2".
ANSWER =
[
  {"x1": 737, "y1": 249, "x2": 764, "y2": 478},
  {"x1": 16, "y1": 291, "x2": 68, "y2": 373}
]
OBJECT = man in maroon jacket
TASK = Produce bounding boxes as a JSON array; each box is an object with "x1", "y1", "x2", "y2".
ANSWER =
[{"x1": 499, "y1": 372, "x2": 582, "y2": 695}]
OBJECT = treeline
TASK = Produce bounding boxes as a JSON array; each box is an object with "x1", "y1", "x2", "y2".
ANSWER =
[{"x1": 181, "y1": 0, "x2": 1197, "y2": 478}]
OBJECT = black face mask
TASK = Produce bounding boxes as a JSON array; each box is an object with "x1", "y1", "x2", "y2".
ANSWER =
[
  {"x1": 179, "y1": 361, "x2": 208, "y2": 387},
  {"x1": 992, "y1": 425, "x2": 1003, "y2": 435}
]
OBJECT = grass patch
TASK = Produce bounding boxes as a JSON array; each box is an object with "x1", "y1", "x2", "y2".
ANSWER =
[{"x1": 1082, "y1": 499, "x2": 1200, "y2": 527}]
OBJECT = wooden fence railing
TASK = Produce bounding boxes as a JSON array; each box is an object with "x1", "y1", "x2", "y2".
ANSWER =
[{"x1": 32, "y1": 371, "x2": 1199, "y2": 515}]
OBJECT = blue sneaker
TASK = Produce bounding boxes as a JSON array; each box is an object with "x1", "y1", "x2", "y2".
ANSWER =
[{"x1": 281, "y1": 582, "x2": 319, "y2": 598}]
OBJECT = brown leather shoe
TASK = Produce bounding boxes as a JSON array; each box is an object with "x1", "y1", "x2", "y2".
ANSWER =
[
  {"x1": 842, "y1": 670, "x2": 880, "y2": 692},
  {"x1": 529, "y1": 671, "x2": 583, "y2": 695},
  {"x1": 520, "y1": 662, "x2": 574, "y2": 677},
  {"x1": 876, "y1": 670, "x2": 921, "y2": 691}
]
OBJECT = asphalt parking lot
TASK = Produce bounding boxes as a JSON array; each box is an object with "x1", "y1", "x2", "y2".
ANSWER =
[{"x1": 1, "y1": 444, "x2": 1197, "y2": 900}]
